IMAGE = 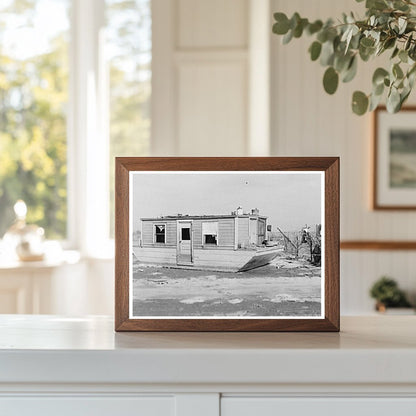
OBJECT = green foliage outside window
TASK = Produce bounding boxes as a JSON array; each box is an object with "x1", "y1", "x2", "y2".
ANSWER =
[
  {"x1": 0, "y1": 1, "x2": 69, "y2": 238},
  {"x1": 0, "y1": 0, "x2": 151, "y2": 240}
]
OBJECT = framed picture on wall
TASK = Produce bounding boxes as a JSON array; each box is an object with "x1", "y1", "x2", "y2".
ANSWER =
[
  {"x1": 374, "y1": 106, "x2": 416, "y2": 209},
  {"x1": 115, "y1": 157, "x2": 339, "y2": 332}
]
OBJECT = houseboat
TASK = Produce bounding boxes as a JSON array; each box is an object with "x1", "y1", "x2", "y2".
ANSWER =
[{"x1": 133, "y1": 208, "x2": 282, "y2": 272}]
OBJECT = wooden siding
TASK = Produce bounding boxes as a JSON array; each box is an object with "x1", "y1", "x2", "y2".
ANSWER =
[
  {"x1": 133, "y1": 246, "x2": 177, "y2": 265},
  {"x1": 218, "y1": 218, "x2": 235, "y2": 247},
  {"x1": 192, "y1": 248, "x2": 253, "y2": 270},
  {"x1": 141, "y1": 220, "x2": 177, "y2": 246},
  {"x1": 192, "y1": 218, "x2": 235, "y2": 248},
  {"x1": 193, "y1": 220, "x2": 202, "y2": 245},
  {"x1": 237, "y1": 217, "x2": 250, "y2": 248}
]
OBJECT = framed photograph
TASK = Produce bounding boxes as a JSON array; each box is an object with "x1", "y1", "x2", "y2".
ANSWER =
[
  {"x1": 115, "y1": 157, "x2": 339, "y2": 332},
  {"x1": 374, "y1": 106, "x2": 416, "y2": 209}
]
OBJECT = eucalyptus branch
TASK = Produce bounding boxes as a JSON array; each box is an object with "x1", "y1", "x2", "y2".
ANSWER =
[{"x1": 272, "y1": 0, "x2": 416, "y2": 114}]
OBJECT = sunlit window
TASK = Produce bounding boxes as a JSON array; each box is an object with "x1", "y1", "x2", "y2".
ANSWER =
[
  {"x1": 106, "y1": 0, "x2": 151, "y2": 237},
  {"x1": 0, "y1": 0, "x2": 70, "y2": 239},
  {"x1": 0, "y1": 0, "x2": 151, "y2": 247}
]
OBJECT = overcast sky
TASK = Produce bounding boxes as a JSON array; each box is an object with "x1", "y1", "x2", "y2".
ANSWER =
[{"x1": 131, "y1": 172, "x2": 322, "y2": 233}]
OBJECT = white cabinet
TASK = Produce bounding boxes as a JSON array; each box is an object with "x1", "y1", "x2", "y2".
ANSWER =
[
  {"x1": 1, "y1": 397, "x2": 175, "y2": 416},
  {"x1": 222, "y1": 398, "x2": 416, "y2": 416},
  {"x1": 1, "y1": 316, "x2": 416, "y2": 416}
]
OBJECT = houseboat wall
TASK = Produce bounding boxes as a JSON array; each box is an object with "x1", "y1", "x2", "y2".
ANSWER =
[
  {"x1": 141, "y1": 219, "x2": 177, "y2": 246},
  {"x1": 135, "y1": 214, "x2": 271, "y2": 271},
  {"x1": 237, "y1": 217, "x2": 250, "y2": 248},
  {"x1": 192, "y1": 217, "x2": 235, "y2": 249}
]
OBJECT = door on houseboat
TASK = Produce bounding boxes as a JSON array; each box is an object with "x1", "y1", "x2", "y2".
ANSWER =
[{"x1": 177, "y1": 221, "x2": 192, "y2": 264}]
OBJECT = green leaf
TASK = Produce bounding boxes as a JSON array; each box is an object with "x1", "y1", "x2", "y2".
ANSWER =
[
  {"x1": 408, "y1": 68, "x2": 416, "y2": 88},
  {"x1": 405, "y1": 34, "x2": 413, "y2": 51},
  {"x1": 334, "y1": 51, "x2": 352, "y2": 73},
  {"x1": 359, "y1": 45, "x2": 375, "y2": 62},
  {"x1": 352, "y1": 91, "x2": 369, "y2": 115},
  {"x1": 398, "y1": 17, "x2": 407, "y2": 34},
  {"x1": 393, "y1": 0, "x2": 410, "y2": 11},
  {"x1": 393, "y1": 63, "x2": 404, "y2": 79},
  {"x1": 369, "y1": 92, "x2": 383, "y2": 111},
  {"x1": 360, "y1": 37, "x2": 375, "y2": 48},
  {"x1": 282, "y1": 29, "x2": 293, "y2": 44},
  {"x1": 320, "y1": 40, "x2": 335, "y2": 66},
  {"x1": 409, "y1": 44, "x2": 416, "y2": 61},
  {"x1": 342, "y1": 56, "x2": 357, "y2": 83},
  {"x1": 293, "y1": 18, "x2": 308, "y2": 38},
  {"x1": 391, "y1": 47, "x2": 399, "y2": 59},
  {"x1": 273, "y1": 13, "x2": 290, "y2": 35},
  {"x1": 290, "y1": 12, "x2": 301, "y2": 30},
  {"x1": 400, "y1": 87, "x2": 411, "y2": 106},
  {"x1": 383, "y1": 37, "x2": 396, "y2": 50},
  {"x1": 387, "y1": 87, "x2": 401, "y2": 112},
  {"x1": 372, "y1": 67, "x2": 389, "y2": 86},
  {"x1": 399, "y1": 49, "x2": 408, "y2": 63},
  {"x1": 341, "y1": 25, "x2": 359, "y2": 53},
  {"x1": 317, "y1": 30, "x2": 328, "y2": 43},
  {"x1": 309, "y1": 41, "x2": 322, "y2": 61},
  {"x1": 366, "y1": 0, "x2": 388, "y2": 10},
  {"x1": 307, "y1": 20, "x2": 323, "y2": 35},
  {"x1": 349, "y1": 33, "x2": 361, "y2": 49},
  {"x1": 323, "y1": 67, "x2": 339, "y2": 94},
  {"x1": 407, "y1": 64, "x2": 416, "y2": 85},
  {"x1": 374, "y1": 82, "x2": 385, "y2": 96}
]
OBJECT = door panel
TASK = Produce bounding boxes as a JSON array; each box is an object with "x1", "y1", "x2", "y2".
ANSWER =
[{"x1": 178, "y1": 222, "x2": 192, "y2": 264}]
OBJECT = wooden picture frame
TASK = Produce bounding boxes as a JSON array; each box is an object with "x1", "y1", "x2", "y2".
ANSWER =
[
  {"x1": 373, "y1": 106, "x2": 416, "y2": 210},
  {"x1": 115, "y1": 157, "x2": 339, "y2": 332}
]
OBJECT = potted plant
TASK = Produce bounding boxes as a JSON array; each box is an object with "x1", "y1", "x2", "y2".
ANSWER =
[
  {"x1": 369, "y1": 276, "x2": 413, "y2": 313},
  {"x1": 272, "y1": 0, "x2": 416, "y2": 115}
]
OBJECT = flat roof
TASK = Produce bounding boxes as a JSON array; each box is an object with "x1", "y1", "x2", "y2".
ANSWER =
[{"x1": 141, "y1": 214, "x2": 268, "y2": 221}]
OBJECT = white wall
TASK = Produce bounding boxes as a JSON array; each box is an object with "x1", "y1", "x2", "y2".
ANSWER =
[
  {"x1": 152, "y1": 0, "x2": 271, "y2": 156},
  {"x1": 16, "y1": 0, "x2": 415, "y2": 317},
  {"x1": 271, "y1": 0, "x2": 416, "y2": 313}
]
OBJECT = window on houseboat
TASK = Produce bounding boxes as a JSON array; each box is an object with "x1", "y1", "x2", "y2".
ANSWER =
[
  {"x1": 202, "y1": 222, "x2": 218, "y2": 245},
  {"x1": 155, "y1": 224, "x2": 165, "y2": 243}
]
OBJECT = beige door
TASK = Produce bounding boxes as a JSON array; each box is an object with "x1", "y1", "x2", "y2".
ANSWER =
[
  {"x1": 178, "y1": 222, "x2": 192, "y2": 264},
  {"x1": 249, "y1": 218, "x2": 257, "y2": 245}
]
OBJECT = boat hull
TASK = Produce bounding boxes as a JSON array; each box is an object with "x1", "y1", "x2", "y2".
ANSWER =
[
  {"x1": 133, "y1": 246, "x2": 282, "y2": 272},
  {"x1": 238, "y1": 247, "x2": 282, "y2": 272}
]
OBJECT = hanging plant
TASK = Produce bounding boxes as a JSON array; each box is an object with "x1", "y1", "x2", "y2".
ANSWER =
[{"x1": 272, "y1": 0, "x2": 416, "y2": 115}]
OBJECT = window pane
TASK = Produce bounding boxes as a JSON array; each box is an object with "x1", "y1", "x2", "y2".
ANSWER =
[
  {"x1": 204, "y1": 235, "x2": 217, "y2": 245},
  {"x1": 0, "y1": 0, "x2": 70, "y2": 239},
  {"x1": 181, "y1": 228, "x2": 190, "y2": 240},
  {"x1": 106, "y1": 0, "x2": 151, "y2": 237},
  {"x1": 155, "y1": 225, "x2": 165, "y2": 243}
]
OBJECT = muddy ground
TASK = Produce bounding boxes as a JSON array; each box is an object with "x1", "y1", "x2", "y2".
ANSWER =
[{"x1": 132, "y1": 256, "x2": 322, "y2": 317}]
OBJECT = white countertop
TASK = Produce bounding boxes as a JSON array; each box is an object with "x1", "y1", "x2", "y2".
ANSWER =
[{"x1": 0, "y1": 315, "x2": 415, "y2": 386}]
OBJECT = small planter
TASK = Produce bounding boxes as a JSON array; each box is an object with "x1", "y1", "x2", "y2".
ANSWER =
[{"x1": 375, "y1": 302, "x2": 415, "y2": 315}]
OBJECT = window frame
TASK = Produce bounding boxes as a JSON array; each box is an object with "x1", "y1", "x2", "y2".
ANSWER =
[
  {"x1": 69, "y1": 0, "x2": 151, "y2": 258},
  {"x1": 0, "y1": 0, "x2": 153, "y2": 258},
  {"x1": 201, "y1": 221, "x2": 219, "y2": 246},
  {"x1": 153, "y1": 223, "x2": 166, "y2": 244},
  {"x1": 66, "y1": 0, "x2": 112, "y2": 257}
]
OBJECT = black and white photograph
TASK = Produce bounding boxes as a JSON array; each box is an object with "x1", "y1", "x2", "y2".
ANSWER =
[
  {"x1": 129, "y1": 171, "x2": 324, "y2": 319},
  {"x1": 390, "y1": 129, "x2": 416, "y2": 189},
  {"x1": 374, "y1": 107, "x2": 416, "y2": 209}
]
